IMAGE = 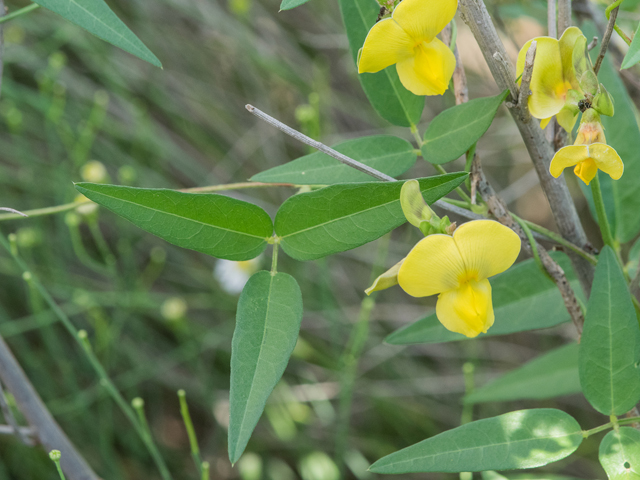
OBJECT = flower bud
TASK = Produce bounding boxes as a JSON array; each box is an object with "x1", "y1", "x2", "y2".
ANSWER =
[{"x1": 575, "y1": 109, "x2": 606, "y2": 145}]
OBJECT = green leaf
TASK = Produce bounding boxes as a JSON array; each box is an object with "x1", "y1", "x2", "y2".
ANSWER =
[
  {"x1": 280, "y1": 0, "x2": 311, "y2": 10},
  {"x1": 599, "y1": 427, "x2": 640, "y2": 480},
  {"x1": 465, "y1": 343, "x2": 580, "y2": 404},
  {"x1": 622, "y1": 22, "x2": 640, "y2": 69},
  {"x1": 33, "y1": 0, "x2": 162, "y2": 68},
  {"x1": 579, "y1": 246, "x2": 640, "y2": 416},
  {"x1": 274, "y1": 173, "x2": 467, "y2": 261},
  {"x1": 338, "y1": 0, "x2": 423, "y2": 127},
  {"x1": 582, "y1": 23, "x2": 640, "y2": 242},
  {"x1": 369, "y1": 409, "x2": 582, "y2": 473},
  {"x1": 386, "y1": 253, "x2": 584, "y2": 345},
  {"x1": 228, "y1": 271, "x2": 303, "y2": 464},
  {"x1": 251, "y1": 136, "x2": 416, "y2": 185},
  {"x1": 422, "y1": 91, "x2": 508, "y2": 165},
  {"x1": 75, "y1": 183, "x2": 273, "y2": 261},
  {"x1": 626, "y1": 237, "x2": 640, "y2": 280}
]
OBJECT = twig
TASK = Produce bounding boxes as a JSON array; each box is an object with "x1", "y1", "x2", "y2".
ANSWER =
[
  {"x1": 0, "y1": 424, "x2": 36, "y2": 440},
  {"x1": 458, "y1": 0, "x2": 594, "y2": 295},
  {"x1": 0, "y1": 208, "x2": 27, "y2": 217},
  {"x1": 247, "y1": 105, "x2": 395, "y2": 182},
  {"x1": 0, "y1": 335, "x2": 99, "y2": 479},
  {"x1": 245, "y1": 104, "x2": 483, "y2": 222},
  {"x1": 1, "y1": 0, "x2": 5, "y2": 99},
  {"x1": 548, "y1": 0, "x2": 558, "y2": 38},
  {"x1": 518, "y1": 41, "x2": 537, "y2": 123},
  {"x1": 0, "y1": 379, "x2": 31, "y2": 444},
  {"x1": 558, "y1": 0, "x2": 572, "y2": 34},
  {"x1": 446, "y1": 30, "x2": 585, "y2": 335},
  {"x1": 594, "y1": 3, "x2": 620, "y2": 74},
  {"x1": 588, "y1": 36, "x2": 598, "y2": 51}
]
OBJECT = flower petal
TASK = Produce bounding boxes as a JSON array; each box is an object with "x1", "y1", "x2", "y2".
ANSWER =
[
  {"x1": 398, "y1": 234, "x2": 465, "y2": 297},
  {"x1": 540, "y1": 117, "x2": 552, "y2": 129},
  {"x1": 517, "y1": 37, "x2": 567, "y2": 120},
  {"x1": 365, "y1": 258, "x2": 404, "y2": 295},
  {"x1": 559, "y1": 26, "x2": 584, "y2": 90},
  {"x1": 436, "y1": 279, "x2": 495, "y2": 338},
  {"x1": 395, "y1": 38, "x2": 455, "y2": 96},
  {"x1": 393, "y1": 0, "x2": 457, "y2": 43},
  {"x1": 573, "y1": 158, "x2": 598, "y2": 185},
  {"x1": 358, "y1": 18, "x2": 414, "y2": 74},
  {"x1": 590, "y1": 143, "x2": 624, "y2": 180},
  {"x1": 549, "y1": 145, "x2": 589, "y2": 178},
  {"x1": 452, "y1": 220, "x2": 521, "y2": 281}
]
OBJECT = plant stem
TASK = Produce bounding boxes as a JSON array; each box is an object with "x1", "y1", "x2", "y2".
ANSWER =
[
  {"x1": 270, "y1": 240, "x2": 279, "y2": 274},
  {"x1": 334, "y1": 234, "x2": 389, "y2": 475},
  {"x1": 178, "y1": 390, "x2": 203, "y2": 475},
  {"x1": 590, "y1": 174, "x2": 616, "y2": 251},
  {"x1": 0, "y1": 233, "x2": 173, "y2": 480},
  {"x1": 583, "y1": 415, "x2": 640, "y2": 437},
  {"x1": 0, "y1": 3, "x2": 40, "y2": 24}
]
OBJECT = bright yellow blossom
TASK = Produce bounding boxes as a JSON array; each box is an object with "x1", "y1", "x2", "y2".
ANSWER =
[
  {"x1": 358, "y1": 0, "x2": 457, "y2": 96},
  {"x1": 516, "y1": 27, "x2": 584, "y2": 131},
  {"x1": 398, "y1": 220, "x2": 521, "y2": 338},
  {"x1": 550, "y1": 111, "x2": 624, "y2": 185}
]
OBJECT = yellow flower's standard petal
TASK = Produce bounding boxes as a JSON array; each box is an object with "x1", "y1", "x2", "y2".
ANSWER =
[
  {"x1": 549, "y1": 145, "x2": 589, "y2": 178},
  {"x1": 436, "y1": 279, "x2": 495, "y2": 337},
  {"x1": 574, "y1": 158, "x2": 599, "y2": 185},
  {"x1": 393, "y1": 0, "x2": 457, "y2": 43},
  {"x1": 559, "y1": 26, "x2": 584, "y2": 90},
  {"x1": 517, "y1": 37, "x2": 567, "y2": 120},
  {"x1": 590, "y1": 144, "x2": 624, "y2": 180},
  {"x1": 452, "y1": 220, "x2": 521, "y2": 281},
  {"x1": 398, "y1": 234, "x2": 465, "y2": 297},
  {"x1": 358, "y1": 18, "x2": 414, "y2": 74},
  {"x1": 395, "y1": 38, "x2": 455, "y2": 96}
]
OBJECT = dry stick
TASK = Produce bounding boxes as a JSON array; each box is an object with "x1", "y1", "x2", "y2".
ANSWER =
[
  {"x1": 518, "y1": 41, "x2": 537, "y2": 124},
  {"x1": 458, "y1": 0, "x2": 594, "y2": 295},
  {"x1": 558, "y1": 0, "x2": 572, "y2": 34},
  {"x1": 548, "y1": 0, "x2": 558, "y2": 38},
  {"x1": 449, "y1": 43, "x2": 585, "y2": 335},
  {"x1": 0, "y1": 336, "x2": 100, "y2": 480},
  {"x1": 0, "y1": 424, "x2": 35, "y2": 439},
  {"x1": 245, "y1": 105, "x2": 484, "y2": 222},
  {"x1": 594, "y1": 4, "x2": 620, "y2": 75},
  {"x1": 0, "y1": 378, "x2": 31, "y2": 444}
]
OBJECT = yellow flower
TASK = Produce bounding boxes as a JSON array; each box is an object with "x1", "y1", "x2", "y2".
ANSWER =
[
  {"x1": 550, "y1": 111, "x2": 624, "y2": 185},
  {"x1": 516, "y1": 27, "x2": 584, "y2": 130},
  {"x1": 398, "y1": 220, "x2": 521, "y2": 338},
  {"x1": 357, "y1": 0, "x2": 457, "y2": 96}
]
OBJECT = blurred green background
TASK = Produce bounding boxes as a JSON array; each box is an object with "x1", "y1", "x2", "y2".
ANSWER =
[{"x1": 0, "y1": 0, "x2": 639, "y2": 478}]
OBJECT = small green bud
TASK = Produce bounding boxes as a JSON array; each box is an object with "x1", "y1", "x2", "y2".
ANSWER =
[
  {"x1": 22, "y1": 271, "x2": 32, "y2": 282},
  {"x1": 400, "y1": 180, "x2": 435, "y2": 231},
  {"x1": 593, "y1": 84, "x2": 614, "y2": 117},
  {"x1": 49, "y1": 450, "x2": 62, "y2": 461},
  {"x1": 131, "y1": 397, "x2": 145, "y2": 409}
]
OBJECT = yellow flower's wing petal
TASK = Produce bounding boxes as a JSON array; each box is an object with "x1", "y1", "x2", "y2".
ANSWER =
[
  {"x1": 590, "y1": 143, "x2": 624, "y2": 180},
  {"x1": 549, "y1": 145, "x2": 589, "y2": 178},
  {"x1": 452, "y1": 220, "x2": 521, "y2": 281},
  {"x1": 395, "y1": 38, "x2": 455, "y2": 96},
  {"x1": 523, "y1": 37, "x2": 567, "y2": 120},
  {"x1": 398, "y1": 234, "x2": 465, "y2": 297},
  {"x1": 358, "y1": 18, "x2": 414, "y2": 73},
  {"x1": 393, "y1": 0, "x2": 457, "y2": 42},
  {"x1": 435, "y1": 279, "x2": 495, "y2": 338},
  {"x1": 574, "y1": 158, "x2": 598, "y2": 185},
  {"x1": 559, "y1": 26, "x2": 584, "y2": 90}
]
